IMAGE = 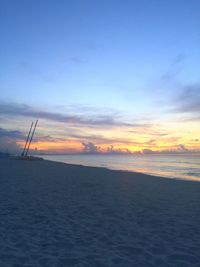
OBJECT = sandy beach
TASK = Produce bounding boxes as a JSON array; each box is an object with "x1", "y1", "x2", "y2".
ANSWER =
[{"x1": 0, "y1": 158, "x2": 200, "y2": 267}]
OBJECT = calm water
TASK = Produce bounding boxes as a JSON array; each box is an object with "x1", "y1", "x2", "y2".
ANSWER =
[{"x1": 41, "y1": 154, "x2": 200, "y2": 182}]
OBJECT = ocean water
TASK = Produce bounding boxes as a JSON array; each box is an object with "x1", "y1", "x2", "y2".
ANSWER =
[{"x1": 41, "y1": 154, "x2": 200, "y2": 182}]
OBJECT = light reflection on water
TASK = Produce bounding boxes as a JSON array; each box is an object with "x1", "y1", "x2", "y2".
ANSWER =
[{"x1": 41, "y1": 154, "x2": 200, "y2": 182}]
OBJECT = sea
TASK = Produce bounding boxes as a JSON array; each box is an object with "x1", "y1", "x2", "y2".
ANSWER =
[{"x1": 41, "y1": 153, "x2": 200, "y2": 182}]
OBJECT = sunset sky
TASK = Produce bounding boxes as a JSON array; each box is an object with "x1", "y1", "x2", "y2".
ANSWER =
[{"x1": 0, "y1": 0, "x2": 200, "y2": 154}]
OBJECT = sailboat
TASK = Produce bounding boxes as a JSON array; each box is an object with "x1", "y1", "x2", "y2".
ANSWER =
[{"x1": 20, "y1": 120, "x2": 43, "y2": 160}]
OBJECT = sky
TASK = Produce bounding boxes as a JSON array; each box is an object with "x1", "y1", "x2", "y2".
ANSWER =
[{"x1": 0, "y1": 0, "x2": 200, "y2": 154}]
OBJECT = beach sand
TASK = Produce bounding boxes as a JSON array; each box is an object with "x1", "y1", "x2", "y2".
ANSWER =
[{"x1": 0, "y1": 158, "x2": 200, "y2": 267}]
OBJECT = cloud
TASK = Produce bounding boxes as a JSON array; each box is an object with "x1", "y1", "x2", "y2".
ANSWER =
[
  {"x1": 69, "y1": 57, "x2": 86, "y2": 64},
  {"x1": 0, "y1": 139, "x2": 20, "y2": 153},
  {"x1": 161, "y1": 53, "x2": 185, "y2": 82},
  {"x1": 63, "y1": 130, "x2": 141, "y2": 145},
  {"x1": 57, "y1": 104, "x2": 120, "y2": 117},
  {"x1": 106, "y1": 145, "x2": 132, "y2": 155},
  {"x1": 82, "y1": 142, "x2": 101, "y2": 154},
  {"x1": 20, "y1": 61, "x2": 55, "y2": 83},
  {"x1": 0, "y1": 128, "x2": 25, "y2": 153},
  {"x1": 174, "y1": 84, "x2": 200, "y2": 114},
  {"x1": 145, "y1": 139, "x2": 157, "y2": 145},
  {"x1": 141, "y1": 145, "x2": 195, "y2": 154},
  {"x1": 0, "y1": 128, "x2": 24, "y2": 139},
  {"x1": 183, "y1": 116, "x2": 200, "y2": 122},
  {"x1": 81, "y1": 142, "x2": 132, "y2": 155},
  {"x1": 172, "y1": 54, "x2": 185, "y2": 66},
  {"x1": 177, "y1": 144, "x2": 188, "y2": 152},
  {"x1": 34, "y1": 135, "x2": 65, "y2": 142},
  {"x1": 142, "y1": 149, "x2": 154, "y2": 154},
  {"x1": 0, "y1": 102, "x2": 148, "y2": 128},
  {"x1": 166, "y1": 83, "x2": 200, "y2": 121}
]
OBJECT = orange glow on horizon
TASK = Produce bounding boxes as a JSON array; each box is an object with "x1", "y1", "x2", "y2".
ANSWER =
[
  {"x1": 17, "y1": 139, "x2": 81, "y2": 153},
  {"x1": 17, "y1": 137, "x2": 200, "y2": 154},
  {"x1": 16, "y1": 120, "x2": 200, "y2": 154}
]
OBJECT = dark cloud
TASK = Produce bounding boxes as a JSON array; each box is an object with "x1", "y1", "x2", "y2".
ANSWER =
[
  {"x1": 69, "y1": 57, "x2": 86, "y2": 64},
  {"x1": 81, "y1": 143, "x2": 132, "y2": 155},
  {"x1": 66, "y1": 132, "x2": 108, "y2": 142},
  {"x1": 0, "y1": 139, "x2": 20, "y2": 153},
  {"x1": 161, "y1": 53, "x2": 185, "y2": 82},
  {"x1": 174, "y1": 84, "x2": 200, "y2": 114},
  {"x1": 65, "y1": 131, "x2": 138, "y2": 145},
  {"x1": 145, "y1": 139, "x2": 157, "y2": 145},
  {"x1": 141, "y1": 146, "x2": 195, "y2": 154},
  {"x1": 128, "y1": 130, "x2": 168, "y2": 137},
  {"x1": 171, "y1": 53, "x2": 185, "y2": 66},
  {"x1": 0, "y1": 128, "x2": 25, "y2": 153},
  {"x1": 82, "y1": 142, "x2": 101, "y2": 154},
  {"x1": 107, "y1": 145, "x2": 132, "y2": 155},
  {"x1": 142, "y1": 149, "x2": 154, "y2": 154},
  {"x1": 34, "y1": 135, "x2": 65, "y2": 143},
  {"x1": 0, "y1": 102, "x2": 147, "y2": 128},
  {"x1": 0, "y1": 128, "x2": 24, "y2": 139}
]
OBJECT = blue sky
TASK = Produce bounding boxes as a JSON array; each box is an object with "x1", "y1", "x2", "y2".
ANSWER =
[{"x1": 0, "y1": 0, "x2": 200, "y2": 153}]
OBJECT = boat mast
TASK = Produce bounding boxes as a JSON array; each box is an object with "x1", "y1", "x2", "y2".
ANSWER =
[
  {"x1": 25, "y1": 120, "x2": 38, "y2": 156},
  {"x1": 21, "y1": 122, "x2": 33, "y2": 157}
]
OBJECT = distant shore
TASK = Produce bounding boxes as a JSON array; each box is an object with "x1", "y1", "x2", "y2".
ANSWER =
[{"x1": 0, "y1": 158, "x2": 200, "y2": 266}]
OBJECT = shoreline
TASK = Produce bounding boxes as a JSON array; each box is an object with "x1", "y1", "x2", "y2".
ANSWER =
[
  {"x1": 0, "y1": 158, "x2": 200, "y2": 266},
  {"x1": 40, "y1": 155, "x2": 200, "y2": 183}
]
